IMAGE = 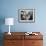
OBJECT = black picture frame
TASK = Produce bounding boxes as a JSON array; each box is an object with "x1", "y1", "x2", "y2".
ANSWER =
[{"x1": 18, "y1": 9, "x2": 35, "y2": 23}]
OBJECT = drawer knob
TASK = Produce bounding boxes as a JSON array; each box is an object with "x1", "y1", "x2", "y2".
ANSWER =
[{"x1": 32, "y1": 42, "x2": 35, "y2": 44}]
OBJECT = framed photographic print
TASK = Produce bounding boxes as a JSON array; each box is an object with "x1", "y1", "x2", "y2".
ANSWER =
[{"x1": 18, "y1": 9, "x2": 35, "y2": 23}]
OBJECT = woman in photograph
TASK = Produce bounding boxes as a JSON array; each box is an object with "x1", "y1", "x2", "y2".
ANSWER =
[
  {"x1": 21, "y1": 10, "x2": 26, "y2": 20},
  {"x1": 27, "y1": 11, "x2": 33, "y2": 20}
]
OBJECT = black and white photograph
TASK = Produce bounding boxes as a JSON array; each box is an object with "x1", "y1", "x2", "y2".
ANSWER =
[{"x1": 18, "y1": 9, "x2": 35, "y2": 23}]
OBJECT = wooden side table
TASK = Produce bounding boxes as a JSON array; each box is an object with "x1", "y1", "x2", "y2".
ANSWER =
[{"x1": 4, "y1": 32, "x2": 43, "y2": 46}]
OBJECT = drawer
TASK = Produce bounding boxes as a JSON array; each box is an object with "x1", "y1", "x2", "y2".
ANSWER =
[
  {"x1": 25, "y1": 35, "x2": 43, "y2": 40},
  {"x1": 4, "y1": 35, "x2": 24, "y2": 40},
  {"x1": 32, "y1": 40, "x2": 43, "y2": 46},
  {"x1": 24, "y1": 40, "x2": 43, "y2": 46},
  {"x1": 4, "y1": 40, "x2": 24, "y2": 46}
]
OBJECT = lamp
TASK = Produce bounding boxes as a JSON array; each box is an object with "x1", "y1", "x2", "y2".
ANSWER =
[{"x1": 5, "y1": 18, "x2": 14, "y2": 35}]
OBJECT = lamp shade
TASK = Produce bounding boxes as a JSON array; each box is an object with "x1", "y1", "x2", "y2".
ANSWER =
[{"x1": 5, "y1": 18, "x2": 14, "y2": 25}]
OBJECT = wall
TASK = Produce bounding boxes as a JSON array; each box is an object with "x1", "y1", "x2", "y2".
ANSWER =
[{"x1": 0, "y1": 0, "x2": 46, "y2": 32}]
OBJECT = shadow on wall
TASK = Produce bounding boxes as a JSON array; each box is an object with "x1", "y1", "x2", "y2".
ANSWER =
[{"x1": 0, "y1": 16, "x2": 5, "y2": 46}]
